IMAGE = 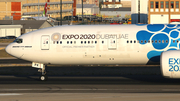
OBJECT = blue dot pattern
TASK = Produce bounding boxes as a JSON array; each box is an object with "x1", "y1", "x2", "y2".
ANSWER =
[
  {"x1": 151, "y1": 34, "x2": 169, "y2": 50},
  {"x1": 147, "y1": 24, "x2": 165, "y2": 32},
  {"x1": 170, "y1": 31, "x2": 179, "y2": 38},
  {"x1": 136, "y1": 31, "x2": 153, "y2": 44},
  {"x1": 136, "y1": 24, "x2": 180, "y2": 62}
]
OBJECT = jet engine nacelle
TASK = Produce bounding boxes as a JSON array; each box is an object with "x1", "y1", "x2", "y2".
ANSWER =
[{"x1": 161, "y1": 50, "x2": 180, "y2": 78}]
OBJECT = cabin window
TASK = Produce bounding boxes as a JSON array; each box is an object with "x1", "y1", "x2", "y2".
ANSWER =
[
  {"x1": 81, "y1": 41, "x2": 83, "y2": 44},
  {"x1": 88, "y1": 41, "x2": 90, "y2": 44},
  {"x1": 114, "y1": 41, "x2": 115, "y2": 43},
  {"x1": 130, "y1": 40, "x2": 132, "y2": 43},
  {"x1": 53, "y1": 41, "x2": 55, "y2": 44},
  {"x1": 57, "y1": 41, "x2": 59, "y2": 44},
  {"x1": 177, "y1": 40, "x2": 179, "y2": 43},
  {"x1": 144, "y1": 40, "x2": 147, "y2": 43},
  {"x1": 141, "y1": 40, "x2": 143, "y2": 43},
  {"x1": 95, "y1": 41, "x2": 97, "y2": 44},
  {"x1": 158, "y1": 40, "x2": 161, "y2": 43},
  {"x1": 127, "y1": 40, "x2": 129, "y2": 43},
  {"x1": 166, "y1": 40, "x2": 168, "y2": 43},
  {"x1": 152, "y1": 40, "x2": 154, "y2": 43},
  {"x1": 60, "y1": 41, "x2": 62, "y2": 44},
  {"x1": 70, "y1": 41, "x2": 72, "y2": 44},
  {"x1": 74, "y1": 41, "x2": 76, "y2": 44},
  {"x1": 67, "y1": 41, "x2": 69, "y2": 44},
  {"x1": 84, "y1": 41, "x2": 86, "y2": 44},
  {"x1": 134, "y1": 40, "x2": 136, "y2": 43},
  {"x1": 155, "y1": 40, "x2": 157, "y2": 43},
  {"x1": 148, "y1": 40, "x2": 150, "y2": 43},
  {"x1": 91, "y1": 41, "x2": 93, "y2": 44},
  {"x1": 102, "y1": 41, "x2": 104, "y2": 44},
  {"x1": 173, "y1": 40, "x2": 175, "y2": 43},
  {"x1": 137, "y1": 40, "x2": 139, "y2": 43},
  {"x1": 162, "y1": 40, "x2": 164, "y2": 43}
]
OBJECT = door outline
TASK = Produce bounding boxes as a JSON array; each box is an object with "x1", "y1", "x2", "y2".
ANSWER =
[
  {"x1": 41, "y1": 35, "x2": 50, "y2": 50},
  {"x1": 108, "y1": 37, "x2": 117, "y2": 50}
]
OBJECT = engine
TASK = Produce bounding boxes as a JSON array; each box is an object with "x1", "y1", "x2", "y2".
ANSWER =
[{"x1": 161, "y1": 50, "x2": 180, "y2": 78}]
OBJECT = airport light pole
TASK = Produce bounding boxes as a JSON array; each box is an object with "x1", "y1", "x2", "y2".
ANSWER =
[
  {"x1": 59, "y1": 0, "x2": 63, "y2": 25},
  {"x1": 61, "y1": 0, "x2": 62, "y2": 25},
  {"x1": 82, "y1": 0, "x2": 83, "y2": 23},
  {"x1": 38, "y1": 0, "x2": 39, "y2": 20},
  {"x1": 138, "y1": 0, "x2": 140, "y2": 23},
  {"x1": 169, "y1": 0, "x2": 170, "y2": 24}
]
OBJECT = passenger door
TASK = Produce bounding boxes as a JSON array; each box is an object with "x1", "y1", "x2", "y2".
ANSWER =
[
  {"x1": 41, "y1": 35, "x2": 50, "y2": 50},
  {"x1": 108, "y1": 37, "x2": 117, "y2": 50}
]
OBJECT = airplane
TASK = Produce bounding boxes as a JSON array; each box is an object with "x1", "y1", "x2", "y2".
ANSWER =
[
  {"x1": 20, "y1": 2, "x2": 51, "y2": 21},
  {"x1": 5, "y1": 24, "x2": 180, "y2": 81}
]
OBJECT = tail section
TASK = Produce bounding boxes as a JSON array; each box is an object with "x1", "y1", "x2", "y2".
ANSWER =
[{"x1": 42, "y1": 2, "x2": 48, "y2": 17}]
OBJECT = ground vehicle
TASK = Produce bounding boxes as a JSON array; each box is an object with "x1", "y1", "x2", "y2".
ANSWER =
[
  {"x1": 6, "y1": 36, "x2": 17, "y2": 39},
  {"x1": 63, "y1": 16, "x2": 81, "y2": 21},
  {"x1": 0, "y1": 37, "x2": 7, "y2": 39}
]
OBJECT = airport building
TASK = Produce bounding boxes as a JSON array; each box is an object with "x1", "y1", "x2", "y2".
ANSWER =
[
  {"x1": 22, "y1": 0, "x2": 74, "y2": 18},
  {"x1": 0, "y1": 0, "x2": 24, "y2": 20},
  {"x1": 0, "y1": 0, "x2": 74, "y2": 20},
  {"x1": 101, "y1": 0, "x2": 131, "y2": 8},
  {"x1": 131, "y1": 0, "x2": 148, "y2": 24},
  {"x1": 0, "y1": 25, "x2": 22, "y2": 37},
  {"x1": 76, "y1": 4, "x2": 99, "y2": 15},
  {"x1": 76, "y1": 0, "x2": 99, "y2": 7},
  {"x1": 148, "y1": 0, "x2": 180, "y2": 24}
]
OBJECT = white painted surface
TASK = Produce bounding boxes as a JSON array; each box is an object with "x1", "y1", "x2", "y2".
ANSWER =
[
  {"x1": 171, "y1": 9, "x2": 174, "y2": 12},
  {"x1": 150, "y1": 14, "x2": 169, "y2": 24},
  {"x1": 150, "y1": 9, "x2": 154, "y2": 12},
  {"x1": 131, "y1": 0, "x2": 148, "y2": 14},
  {"x1": 160, "y1": 9, "x2": 164, "y2": 12},
  {"x1": 171, "y1": 15, "x2": 180, "y2": 19},
  {"x1": 0, "y1": 93, "x2": 22, "y2": 96},
  {"x1": 155, "y1": 9, "x2": 159, "y2": 12},
  {"x1": 0, "y1": 25, "x2": 22, "y2": 37},
  {"x1": 176, "y1": 9, "x2": 179, "y2": 12},
  {"x1": 165, "y1": 9, "x2": 169, "y2": 12}
]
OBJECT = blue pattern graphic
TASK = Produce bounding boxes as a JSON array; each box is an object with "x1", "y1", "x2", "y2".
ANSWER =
[
  {"x1": 136, "y1": 31, "x2": 153, "y2": 44},
  {"x1": 147, "y1": 24, "x2": 165, "y2": 32},
  {"x1": 170, "y1": 31, "x2": 179, "y2": 38},
  {"x1": 162, "y1": 27, "x2": 176, "y2": 34},
  {"x1": 167, "y1": 24, "x2": 176, "y2": 28},
  {"x1": 151, "y1": 34, "x2": 169, "y2": 50},
  {"x1": 136, "y1": 24, "x2": 180, "y2": 62}
]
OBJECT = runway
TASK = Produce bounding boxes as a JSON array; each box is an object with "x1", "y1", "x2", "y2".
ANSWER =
[
  {"x1": 1, "y1": 59, "x2": 180, "y2": 100},
  {"x1": 0, "y1": 64, "x2": 180, "y2": 93},
  {"x1": 1, "y1": 75, "x2": 180, "y2": 93},
  {"x1": 0, "y1": 43, "x2": 9, "y2": 48},
  {"x1": 1, "y1": 76, "x2": 180, "y2": 101}
]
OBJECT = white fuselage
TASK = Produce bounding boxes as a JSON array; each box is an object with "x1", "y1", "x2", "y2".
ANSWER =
[{"x1": 6, "y1": 25, "x2": 164, "y2": 65}]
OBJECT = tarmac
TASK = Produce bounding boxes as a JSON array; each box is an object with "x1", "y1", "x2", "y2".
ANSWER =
[{"x1": 0, "y1": 43, "x2": 180, "y2": 101}]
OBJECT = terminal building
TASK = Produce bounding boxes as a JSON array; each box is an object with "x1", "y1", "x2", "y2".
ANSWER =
[
  {"x1": 0, "y1": 0, "x2": 74, "y2": 20},
  {"x1": 22, "y1": 0, "x2": 74, "y2": 18},
  {"x1": 0, "y1": 0, "x2": 24, "y2": 20},
  {"x1": 101, "y1": 0, "x2": 131, "y2": 8},
  {"x1": 131, "y1": 0, "x2": 148, "y2": 24},
  {"x1": 148, "y1": 0, "x2": 180, "y2": 24}
]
